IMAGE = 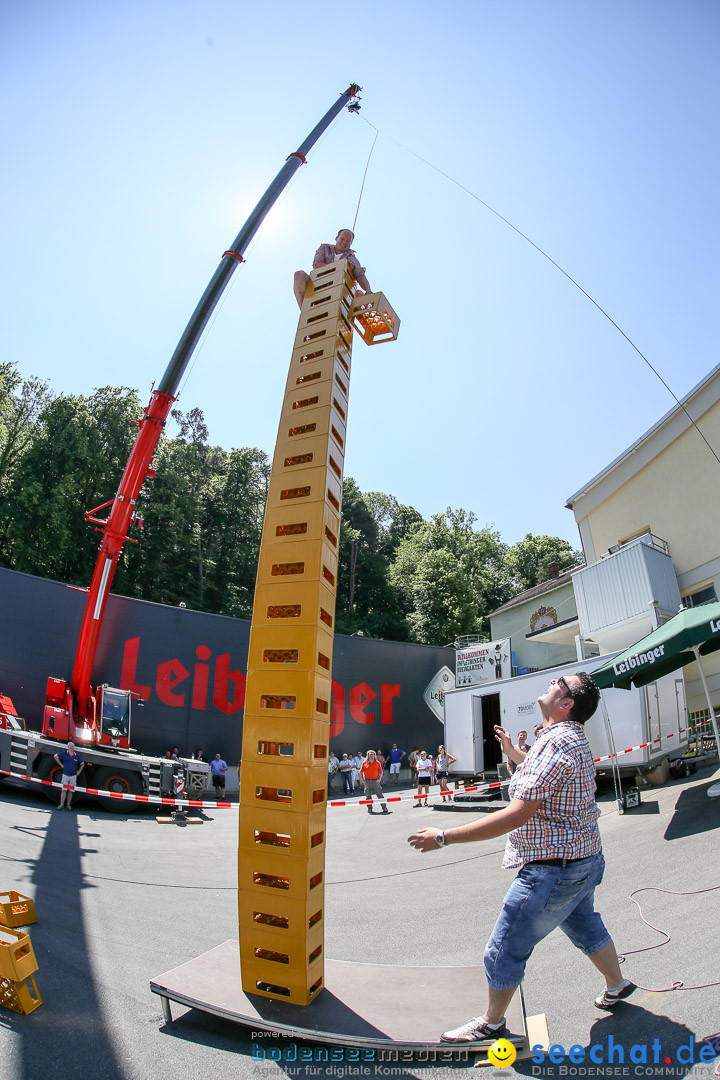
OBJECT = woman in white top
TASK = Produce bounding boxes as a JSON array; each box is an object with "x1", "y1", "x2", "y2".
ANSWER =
[
  {"x1": 413, "y1": 751, "x2": 433, "y2": 807},
  {"x1": 435, "y1": 744, "x2": 457, "y2": 802}
]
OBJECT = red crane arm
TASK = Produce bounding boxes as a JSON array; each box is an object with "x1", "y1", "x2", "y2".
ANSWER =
[
  {"x1": 70, "y1": 390, "x2": 173, "y2": 718},
  {"x1": 59, "y1": 83, "x2": 362, "y2": 728}
]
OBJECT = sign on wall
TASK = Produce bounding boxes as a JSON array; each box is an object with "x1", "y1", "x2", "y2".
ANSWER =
[
  {"x1": 455, "y1": 638, "x2": 511, "y2": 687},
  {"x1": 423, "y1": 666, "x2": 456, "y2": 722}
]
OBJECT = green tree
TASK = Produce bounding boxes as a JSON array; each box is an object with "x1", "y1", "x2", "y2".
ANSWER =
[
  {"x1": 0, "y1": 362, "x2": 52, "y2": 502},
  {"x1": 201, "y1": 446, "x2": 270, "y2": 618},
  {"x1": 2, "y1": 386, "x2": 140, "y2": 583},
  {"x1": 120, "y1": 408, "x2": 224, "y2": 609},
  {"x1": 506, "y1": 533, "x2": 582, "y2": 592},
  {"x1": 335, "y1": 479, "x2": 411, "y2": 640},
  {"x1": 389, "y1": 508, "x2": 512, "y2": 645},
  {"x1": 363, "y1": 490, "x2": 423, "y2": 560}
]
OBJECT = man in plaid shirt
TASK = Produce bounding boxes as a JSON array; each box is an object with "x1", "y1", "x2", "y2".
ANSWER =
[
  {"x1": 293, "y1": 228, "x2": 372, "y2": 308},
  {"x1": 409, "y1": 672, "x2": 635, "y2": 1045}
]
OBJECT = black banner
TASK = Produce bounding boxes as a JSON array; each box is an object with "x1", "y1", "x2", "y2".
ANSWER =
[{"x1": 1, "y1": 568, "x2": 454, "y2": 763}]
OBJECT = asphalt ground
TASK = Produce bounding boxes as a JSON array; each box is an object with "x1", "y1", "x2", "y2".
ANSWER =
[{"x1": 1, "y1": 764, "x2": 719, "y2": 1080}]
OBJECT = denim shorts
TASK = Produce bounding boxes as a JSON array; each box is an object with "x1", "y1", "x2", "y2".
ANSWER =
[{"x1": 484, "y1": 852, "x2": 611, "y2": 990}]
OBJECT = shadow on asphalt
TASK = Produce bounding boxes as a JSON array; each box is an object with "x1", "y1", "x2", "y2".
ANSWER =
[
  {"x1": 3, "y1": 797, "x2": 125, "y2": 1080},
  {"x1": 160, "y1": 1011, "x2": 472, "y2": 1078},
  {"x1": 664, "y1": 781, "x2": 720, "y2": 841},
  {"x1": 624, "y1": 800, "x2": 661, "y2": 815},
  {"x1": 513, "y1": 1004, "x2": 708, "y2": 1078}
]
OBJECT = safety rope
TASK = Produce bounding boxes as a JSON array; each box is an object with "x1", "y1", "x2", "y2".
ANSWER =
[
  {"x1": 354, "y1": 114, "x2": 720, "y2": 471},
  {"x1": 352, "y1": 128, "x2": 379, "y2": 235}
]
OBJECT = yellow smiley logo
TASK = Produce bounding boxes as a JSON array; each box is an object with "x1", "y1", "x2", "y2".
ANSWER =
[{"x1": 487, "y1": 1038, "x2": 517, "y2": 1067}]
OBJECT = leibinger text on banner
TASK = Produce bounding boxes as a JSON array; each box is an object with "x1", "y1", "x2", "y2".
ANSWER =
[{"x1": 613, "y1": 645, "x2": 665, "y2": 676}]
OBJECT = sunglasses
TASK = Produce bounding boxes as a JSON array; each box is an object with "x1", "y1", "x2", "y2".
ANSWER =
[{"x1": 557, "y1": 676, "x2": 574, "y2": 699}]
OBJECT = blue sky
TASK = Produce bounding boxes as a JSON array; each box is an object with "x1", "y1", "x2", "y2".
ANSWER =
[{"x1": 4, "y1": 1, "x2": 719, "y2": 549}]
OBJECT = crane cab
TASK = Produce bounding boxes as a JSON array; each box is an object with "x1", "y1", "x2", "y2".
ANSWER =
[
  {"x1": 97, "y1": 686, "x2": 133, "y2": 750},
  {"x1": 43, "y1": 678, "x2": 134, "y2": 750}
]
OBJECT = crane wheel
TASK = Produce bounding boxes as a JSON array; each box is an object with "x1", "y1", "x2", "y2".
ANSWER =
[
  {"x1": 37, "y1": 757, "x2": 64, "y2": 804},
  {"x1": 92, "y1": 767, "x2": 143, "y2": 813}
]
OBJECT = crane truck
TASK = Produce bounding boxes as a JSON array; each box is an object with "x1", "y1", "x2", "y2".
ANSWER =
[{"x1": 0, "y1": 84, "x2": 363, "y2": 811}]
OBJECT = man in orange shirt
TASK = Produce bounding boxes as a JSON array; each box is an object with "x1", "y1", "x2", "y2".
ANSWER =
[{"x1": 360, "y1": 749, "x2": 389, "y2": 815}]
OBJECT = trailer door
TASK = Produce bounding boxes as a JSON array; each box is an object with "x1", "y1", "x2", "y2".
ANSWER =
[
  {"x1": 472, "y1": 693, "x2": 503, "y2": 774},
  {"x1": 471, "y1": 696, "x2": 485, "y2": 773},
  {"x1": 674, "y1": 678, "x2": 687, "y2": 740},
  {"x1": 644, "y1": 682, "x2": 661, "y2": 748}
]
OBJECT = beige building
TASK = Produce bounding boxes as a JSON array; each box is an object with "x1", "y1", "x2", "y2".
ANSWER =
[
  {"x1": 489, "y1": 568, "x2": 582, "y2": 675},
  {"x1": 566, "y1": 364, "x2": 720, "y2": 715}
]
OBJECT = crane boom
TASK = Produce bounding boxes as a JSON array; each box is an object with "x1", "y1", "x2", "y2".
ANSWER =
[{"x1": 46, "y1": 85, "x2": 362, "y2": 742}]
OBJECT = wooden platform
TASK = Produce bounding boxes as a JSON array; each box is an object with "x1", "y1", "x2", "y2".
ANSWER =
[{"x1": 150, "y1": 942, "x2": 548, "y2": 1060}]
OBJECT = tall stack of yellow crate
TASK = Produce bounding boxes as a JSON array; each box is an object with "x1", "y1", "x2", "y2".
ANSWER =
[{"x1": 238, "y1": 259, "x2": 357, "y2": 1005}]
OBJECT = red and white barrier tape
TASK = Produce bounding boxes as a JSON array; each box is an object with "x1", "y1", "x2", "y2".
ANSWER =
[
  {"x1": 3, "y1": 770, "x2": 482, "y2": 811},
  {"x1": 592, "y1": 726, "x2": 694, "y2": 764},
  {"x1": 1, "y1": 721, "x2": 708, "y2": 812},
  {"x1": 1, "y1": 772, "x2": 234, "y2": 810}
]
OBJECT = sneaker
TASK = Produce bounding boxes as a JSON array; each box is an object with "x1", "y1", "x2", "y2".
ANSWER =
[
  {"x1": 594, "y1": 980, "x2": 636, "y2": 1010},
  {"x1": 381, "y1": 807, "x2": 389, "y2": 814},
  {"x1": 367, "y1": 807, "x2": 373, "y2": 814},
  {"x1": 413, "y1": 802, "x2": 422, "y2": 807},
  {"x1": 441, "y1": 1016, "x2": 506, "y2": 1044}
]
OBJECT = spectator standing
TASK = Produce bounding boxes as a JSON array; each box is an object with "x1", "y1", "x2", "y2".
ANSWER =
[
  {"x1": 436, "y1": 745, "x2": 457, "y2": 802},
  {"x1": 376, "y1": 751, "x2": 386, "y2": 780},
  {"x1": 328, "y1": 752, "x2": 340, "y2": 795},
  {"x1": 210, "y1": 753, "x2": 228, "y2": 800},
  {"x1": 360, "y1": 750, "x2": 389, "y2": 815},
  {"x1": 388, "y1": 744, "x2": 405, "y2": 783},
  {"x1": 53, "y1": 740, "x2": 84, "y2": 810},
  {"x1": 351, "y1": 752, "x2": 363, "y2": 791},
  {"x1": 339, "y1": 754, "x2": 354, "y2": 795},
  {"x1": 414, "y1": 751, "x2": 433, "y2": 807},
  {"x1": 495, "y1": 727, "x2": 531, "y2": 776}
]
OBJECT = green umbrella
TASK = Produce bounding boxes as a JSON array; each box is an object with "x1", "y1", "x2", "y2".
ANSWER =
[{"x1": 591, "y1": 601, "x2": 720, "y2": 758}]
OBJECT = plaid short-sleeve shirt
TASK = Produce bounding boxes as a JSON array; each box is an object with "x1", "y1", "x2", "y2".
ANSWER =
[{"x1": 503, "y1": 721, "x2": 601, "y2": 869}]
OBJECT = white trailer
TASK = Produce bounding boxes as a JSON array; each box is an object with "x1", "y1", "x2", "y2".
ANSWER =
[{"x1": 443, "y1": 654, "x2": 688, "y2": 777}]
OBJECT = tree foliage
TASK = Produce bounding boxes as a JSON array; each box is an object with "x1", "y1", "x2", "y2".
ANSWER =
[
  {"x1": 0, "y1": 370, "x2": 578, "y2": 646},
  {"x1": 506, "y1": 533, "x2": 582, "y2": 592},
  {"x1": 1, "y1": 384, "x2": 140, "y2": 583},
  {"x1": 389, "y1": 508, "x2": 513, "y2": 645}
]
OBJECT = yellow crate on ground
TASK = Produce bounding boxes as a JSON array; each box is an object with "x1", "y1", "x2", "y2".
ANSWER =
[
  {"x1": 0, "y1": 892, "x2": 37, "y2": 928},
  {"x1": 0, "y1": 926, "x2": 38, "y2": 982},
  {"x1": 0, "y1": 973, "x2": 42, "y2": 1015}
]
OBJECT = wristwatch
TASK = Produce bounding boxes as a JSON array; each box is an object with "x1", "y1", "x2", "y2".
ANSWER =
[{"x1": 435, "y1": 831, "x2": 445, "y2": 847}]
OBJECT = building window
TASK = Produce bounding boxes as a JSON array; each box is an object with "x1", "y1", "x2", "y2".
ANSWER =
[{"x1": 683, "y1": 584, "x2": 717, "y2": 608}]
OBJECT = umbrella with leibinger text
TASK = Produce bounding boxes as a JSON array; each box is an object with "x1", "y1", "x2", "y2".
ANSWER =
[{"x1": 590, "y1": 601, "x2": 720, "y2": 761}]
